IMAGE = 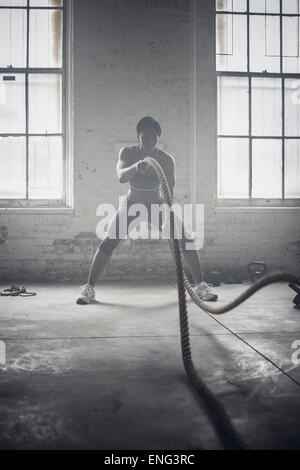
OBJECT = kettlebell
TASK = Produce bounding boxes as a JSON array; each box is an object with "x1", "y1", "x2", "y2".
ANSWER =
[{"x1": 247, "y1": 261, "x2": 268, "y2": 282}]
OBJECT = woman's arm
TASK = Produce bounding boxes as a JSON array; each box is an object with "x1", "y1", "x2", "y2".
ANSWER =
[
  {"x1": 116, "y1": 147, "x2": 149, "y2": 183},
  {"x1": 161, "y1": 153, "x2": 176, "y2": 201},
  {"x1": 116, "y1": 147, "x2": 138, "y2": 183}
]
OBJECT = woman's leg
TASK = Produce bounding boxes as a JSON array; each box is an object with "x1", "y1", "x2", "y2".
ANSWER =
[
  {"x1": 154, "y1": 206, "x2": 204, "y2": 284},
  {"x1": 149, "y1": 202, "x2": 217, "y2": 300},
  {"x1": 87, "y1": 196, "x2": 140, "y2": 287},
  {"x1": 176, "y1": 217, "x2": 203, "y2": 284},
  {"x1": 87, "y1": 248, "x2": 111, "y2": 287},
  {"x1": 180, "y1": 247, "x2": 204, "y2": 284},
  {"x1": 171, "y1": 214, "x2": 217, "y2": 299}
]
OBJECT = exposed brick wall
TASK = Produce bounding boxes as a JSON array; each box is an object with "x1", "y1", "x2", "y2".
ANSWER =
[{"x1": 0, "y1": 0, "x2": 299, "y2": 283}]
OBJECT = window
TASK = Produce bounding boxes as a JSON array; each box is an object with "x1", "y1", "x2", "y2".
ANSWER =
[
  {"x1": 0, "y1": 0, "x2": 72, "y2": 208},
  {"x1": 216, "y1": 0, "x2": 300, "y2": 206}
]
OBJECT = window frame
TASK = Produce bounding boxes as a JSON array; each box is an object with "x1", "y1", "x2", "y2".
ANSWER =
[
  {"x1": 0, "y1": 0, "x2": 73, "y2": 210},
  {"x1": 215, "y1": 0, "x2": 300, "y2": 208}
]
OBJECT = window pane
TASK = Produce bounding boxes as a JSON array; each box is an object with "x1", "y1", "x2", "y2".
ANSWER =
[
  {"x1": 216, "y1": 14, "x2": 247, "y2": 72},
  {"x1": 0, "y1": 137, "x2": 26, "y2": 198},
  {"x1": 218, "y1": 76, "x2": 249, "y2": 135},
  {"x1": 216, "y1": 0, "x2": 247, "y2": 11},
  {"x1": 29, "y1": 136, "x2": 63, "y2": 199},
  {"x1": 250, "y1": 0, "x2": 280, "y2": 13},
  {"x1": 250, "y1": 15, "x2": 280, "y2": 72},
  {"x1": 283, "y1": 17, "x2": 300, "y2": 73},
  {"x1": 285, "y1": 140, "x2": 300, "y2": 198},
  {"x1": 218, "y1": 138, "x2": 249, "y2": 198},
  {"x1": 285, "y1": 79, "x2": 300, "y2": 136},
  {"x1": 0, "y1": 1, "x2": 26, "y2": 5},
  {"x1": 29, "y1": 9, "x2": 62, "y2": 67},
  {"x1": 0, "y1": 74, "x2": 25, "y2": 133},
  {"x1": 282, "y1": 0, "x2": 299, "y2": 14},
  {"x1": 30, "y1": 0, "x2": 63, "y2": 5},
  {"x1": 251, "y1": 78, "x2": 282, "y2": 136},
  {"x1": 29, "y1": 74, "x2": 62, "y2": 133},
  {"x1": 0, "y1": 9, "x2": 27, "y2": 67},
  {"x1": 252, "y1": 139, "x2": 282, "y2": 198}
]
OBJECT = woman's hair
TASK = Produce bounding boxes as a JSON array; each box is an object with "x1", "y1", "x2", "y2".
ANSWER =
[{"x1": 136, "y1": 116, "x2": 161, "y2": 137}]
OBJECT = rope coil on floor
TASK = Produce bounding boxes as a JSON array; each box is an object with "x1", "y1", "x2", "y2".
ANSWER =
[{"x1": 144, "y1": 156, "x2": 300, "y2": 450}]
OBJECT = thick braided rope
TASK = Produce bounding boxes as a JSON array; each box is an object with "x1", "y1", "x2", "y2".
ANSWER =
[
  {"x1": 144, "y1": 157, "x2": 300, "y2": 311},
  {"x1": 144, "y1": 156, "x2": 300, "y2": 450}
]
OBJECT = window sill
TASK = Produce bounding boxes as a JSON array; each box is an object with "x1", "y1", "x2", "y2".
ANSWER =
[
  {"x1": 214, "y1": 198, "x2": 300, "y2": 211},
  {"x1": 0, "y1": 207, "x2": 74, "y2": 215},
  {"x1": 214, "y1": 206, "x2": 300, "y2": 212}
]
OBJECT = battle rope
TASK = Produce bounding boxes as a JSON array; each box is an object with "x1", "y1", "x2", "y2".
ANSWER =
[
  {"x1": 0, "y1": 285, "x2": 36, "y2": 297},
  {"x1": 144, "y1": 156, "x2": 300, "y2": 450}
]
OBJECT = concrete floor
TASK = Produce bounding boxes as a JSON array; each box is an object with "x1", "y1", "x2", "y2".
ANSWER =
[{"x1": 0, "y1": 280, "x2": 300, "y2": 450}]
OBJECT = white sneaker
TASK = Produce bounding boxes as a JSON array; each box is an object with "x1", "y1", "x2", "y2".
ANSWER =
[
  {"x1": 194, "y1": 281, "x2": 218, "y2": 301},
  {"x1": 76, "y1": 283, "x2": 95, "y2": 304}
]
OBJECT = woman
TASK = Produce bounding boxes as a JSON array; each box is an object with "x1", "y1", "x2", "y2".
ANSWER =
[{"x1": 76, "y1": 116, "x2": 217, "y2": 304}]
